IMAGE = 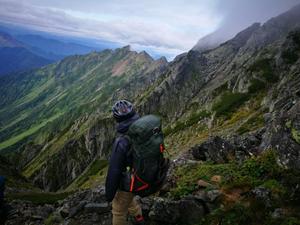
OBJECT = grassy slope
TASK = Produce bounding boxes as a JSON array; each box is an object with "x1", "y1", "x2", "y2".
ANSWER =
[
  {"x1": 0, "y1": 48, "x2": 154, "y2": 153},
  {"x1": 0, "y1": 112, "x2": 63, "y2": 150},
  {"x1": 66, "y1": 159, "x2": 108, "y2": 191}
]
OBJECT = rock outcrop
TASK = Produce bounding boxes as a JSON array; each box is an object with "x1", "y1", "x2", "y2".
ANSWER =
[
  {"x1": 31, "y1": 117, "x2": 115, "y2": 191},
  {"x1": 5, "y1": 187, "x2": 215, "y2": 225}
]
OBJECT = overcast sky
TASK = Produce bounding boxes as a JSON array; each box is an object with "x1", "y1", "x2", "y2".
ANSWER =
[{"x1": 0, "y1": 0, "x2": 299, "y2": 59}]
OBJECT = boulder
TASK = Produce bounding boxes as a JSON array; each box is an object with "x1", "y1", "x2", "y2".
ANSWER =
[
  {"x1": 206, "y1": 190, "x2": 221, "y2": 202},
  {"x1": 251, "y1": 187, "x2": 272, "y2": 207},
  {"x1": 84, "y1": 202, "x2": 111, "y2": 214},
  {"x1": 192, "y1": 136, "x2": 234, "y2": 163},
  {"x1": 148, "y1": 196, "x2": 207, "y2": 225}
]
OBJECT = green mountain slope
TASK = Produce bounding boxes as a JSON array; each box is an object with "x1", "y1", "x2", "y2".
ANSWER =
[{"x1": 0, "y1": 46, "x2": 167, "y2": 153}]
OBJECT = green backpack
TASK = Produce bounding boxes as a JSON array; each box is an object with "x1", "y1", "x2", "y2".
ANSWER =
[{"x1": 121, "y1": 115, "x2": 170, "y2": 197}]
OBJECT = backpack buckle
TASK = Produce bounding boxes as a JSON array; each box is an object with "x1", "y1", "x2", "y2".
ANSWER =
[{"x1": 152, "y1": 127, "x2": 160, "y2": 135}]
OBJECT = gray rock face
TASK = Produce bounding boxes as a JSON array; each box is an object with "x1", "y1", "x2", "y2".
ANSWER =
[
  {"x1": 190, "y1": 131, "x2": 265, "y2": 164},
  {"x1": 31, "y1": 117, "x2": 115, "y2": 191},
  {"x1": 14, "y1": 143, "x2": 43, "y2": 170},
  {"x1": 261, "y1": 102, "x2": 300, "y2": 169},
  {"x1": 191, "y1": 136, "x2": 234, "y2": 163},
  {"x1": 54, "y1": 188, "x2": 112, "y2": 225},
  {"x1": 6, "y1": 201, "x2": 54, "y2": 225},
  {"x1": 148, "y1": 196, "x2": 207, "y2": 225},
  {"x1": 271, "y1": 208, "x2": 285, "y2": 219},
  {"x1": 84, "y1": 202, "x2": 110, "y2": 214}
]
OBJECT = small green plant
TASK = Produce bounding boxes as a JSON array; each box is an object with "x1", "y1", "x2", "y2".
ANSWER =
[
  {"x1": 198, "y1": 204, "x2": 256, "y2": 225},
  {"x1": 248, "y1": 58, "x2": 278, "y2": 83},
  {"x1": 261, "y1": 179, "x2": 285, "y2": 195},
  {"x1": 291, "y1": 128, "x2": 300, "y2": 144},
  {"x1": 237, "y1": 113, "x2": 265, "y2": 134},
  {"x1": 212, "y1": 91, "x2": 250, "y2": 117},
  {"x1": 281, "y1": 49, "x2": 299, "y2": 64},
  {"x1": 170, "y1": 163, "x2": 234, "y2": 198},
  {"x1": 289, "y1": 30, "x2": 300, "y2": 46},
  {"x1": 163, "y1": 110, "x2": 210, "y2": 136},
  {"x1": 71, "y1": 159, "x2": 108, "y2": 188},
  {"x1": 212, "y1": 82, "x2": 228, "y2": 97},
  {"x1": 248, "y1": 78, "x2": 266, "y2": 93},
  {"x1": 44, "y1": 213, "x2": 62, "y2": 225}
]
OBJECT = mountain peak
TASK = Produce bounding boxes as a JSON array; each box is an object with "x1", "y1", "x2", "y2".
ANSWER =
[
  {"x1": 118, "y1": 45, "x2": 131, "y2": 51},
  {"x1": 225, "y1": 22, "x2": 261, "y2": 48},
  {"x1": 241, "y1": 4, "x2": 300, "y2": 50},
  {"x1": 157, "y1": 56, "x2": 168, "y2": 63},
  {"x1": 138, "y1": 50, "x2": 153, "y2": 61}
]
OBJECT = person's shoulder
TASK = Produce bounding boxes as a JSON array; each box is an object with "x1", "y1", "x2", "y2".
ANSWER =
[
  {"x1": 114, "y1": 135, "x2": 130, "y2": 149},
  {"x1": 115, "y1": 133, "x2": 130, "y2": 142}
]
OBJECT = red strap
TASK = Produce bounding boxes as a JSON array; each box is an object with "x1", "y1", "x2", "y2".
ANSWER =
[
  {"x1": 160, "y1": 144, "x2": 165, "y2": 153},
  {"x1": 135, "y1": 215, "x2": 144, "y2": 222},
  {"x1": 134, "y1": 173, "x2": 149, "y2": 191},
  {"x1": 130, "y1": 173, "x2": 135, "y2": 192}
]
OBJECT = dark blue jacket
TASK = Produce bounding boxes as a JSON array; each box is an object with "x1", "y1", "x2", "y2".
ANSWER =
[
  {"x1": 105, "y1": 113, "x2": 139, "y2": 202},
  {"x1": 0, "y1": 176, "x2": 5, "y2": 206}
]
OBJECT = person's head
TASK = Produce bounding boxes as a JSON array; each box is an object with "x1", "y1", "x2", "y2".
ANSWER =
[{"x1": 112, "y1": 100, "x2": 135, "y2": 122}]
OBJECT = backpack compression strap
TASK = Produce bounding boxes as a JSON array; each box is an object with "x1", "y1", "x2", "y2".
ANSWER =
[{"x1": 129, "y1": 169, "x2": 149, "y2": 192}]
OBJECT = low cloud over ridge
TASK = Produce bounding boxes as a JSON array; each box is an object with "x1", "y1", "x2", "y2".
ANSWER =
[{"x1": 0, "y1": 0, "x2": 299, "y2": 59}]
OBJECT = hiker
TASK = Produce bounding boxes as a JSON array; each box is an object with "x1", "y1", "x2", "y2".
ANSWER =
[{"x1": 105, "y1": 100, "x2": 169, "y2": 225}]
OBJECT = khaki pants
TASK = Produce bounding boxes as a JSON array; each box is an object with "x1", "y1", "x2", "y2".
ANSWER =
[{"x1": 112, "y1": 191, "x2": 143, "y2": 225}]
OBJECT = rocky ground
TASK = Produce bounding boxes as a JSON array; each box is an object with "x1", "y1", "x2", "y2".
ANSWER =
[{"x1": 4, "y1": 133, "x2": 300, "y2": 225}]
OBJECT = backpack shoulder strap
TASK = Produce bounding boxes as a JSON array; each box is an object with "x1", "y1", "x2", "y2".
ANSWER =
[
  {"x1": 116, "y1": 132, "x2": 133, "y2": 157},
  {"x1": 116, "y1": 132, "x2": 131, "y2": 143}
]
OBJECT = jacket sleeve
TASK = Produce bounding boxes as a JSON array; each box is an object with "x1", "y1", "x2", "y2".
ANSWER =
[{"x1": 105, "y1": 137, "x2": 129, "y2": 202}]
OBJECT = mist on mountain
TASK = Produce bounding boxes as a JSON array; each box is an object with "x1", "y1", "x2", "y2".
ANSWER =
[{"x1": 193, "y1": 0, "x2": 300, "y2": 51}]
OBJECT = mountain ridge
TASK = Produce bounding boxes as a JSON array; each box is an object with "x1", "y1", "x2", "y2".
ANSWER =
[
  {"x1": 192, "y1": 3, "x2": 300, "y2": 53},
  {"x1": 0, "y1": 31, "x2": 52, "y2": 76},
  {"x1": 16, "y1": 34, "x2": 103, "y2": 61}
]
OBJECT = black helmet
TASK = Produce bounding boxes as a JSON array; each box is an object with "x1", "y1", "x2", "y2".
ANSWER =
[{"x1": 112, "y1": 100, "x2": 135, "y2": 122}]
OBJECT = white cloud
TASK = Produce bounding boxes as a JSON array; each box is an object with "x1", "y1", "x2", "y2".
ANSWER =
[{"x1": 0, "y1": 0, "x2": 222, "y2": 58}]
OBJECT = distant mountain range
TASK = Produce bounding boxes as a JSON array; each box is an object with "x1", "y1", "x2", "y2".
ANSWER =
[
  {"x1": 0, "y1": 32, "x2": 51, "y2": 75},
  {"x1": 15, "y1": 34, "x2": 101, "y2": 61},
  {"x1": 0, "y1": 28, "x2": 107, "y2": 76}
]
